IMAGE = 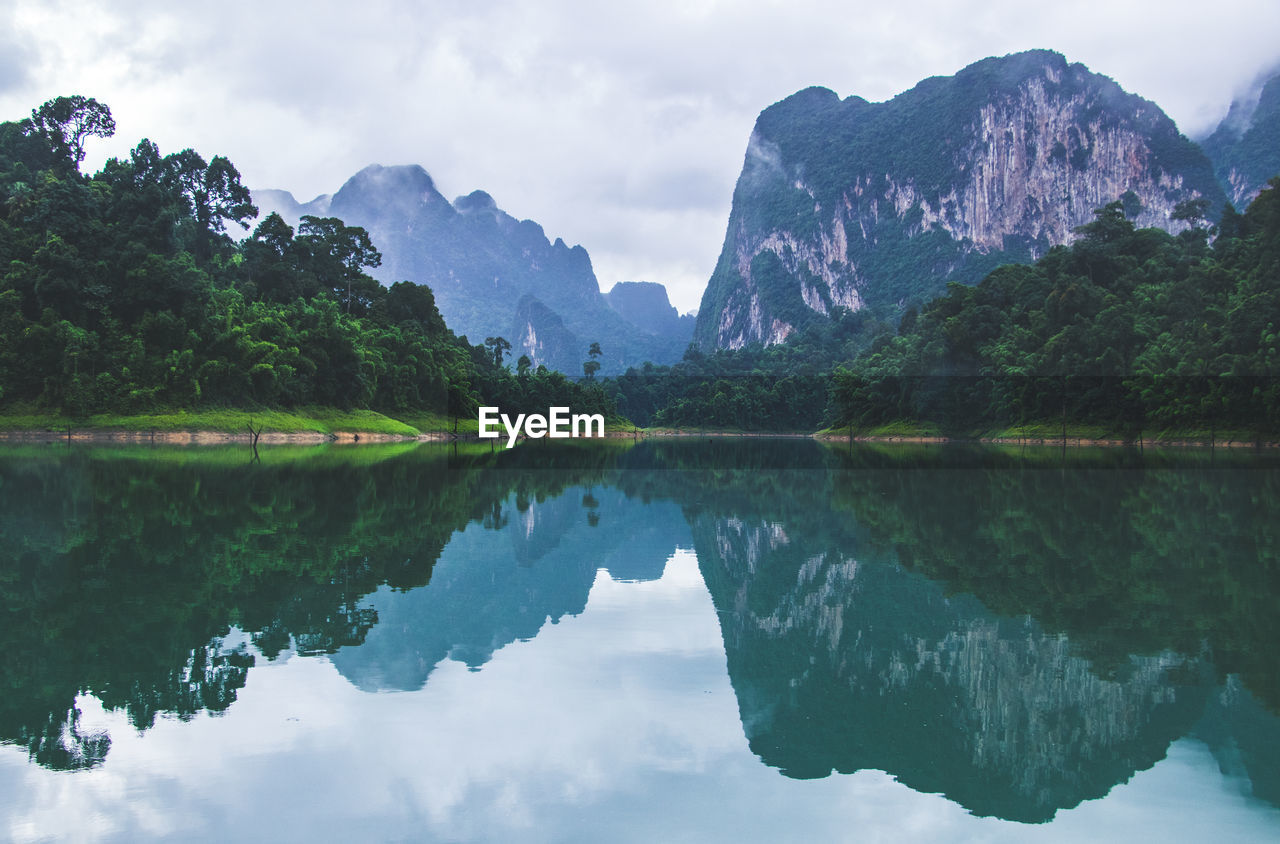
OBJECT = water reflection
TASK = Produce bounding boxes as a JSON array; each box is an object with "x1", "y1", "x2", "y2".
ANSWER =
[{"x1": 1, "y1": 440, "x2": 1278, "y2": 831}]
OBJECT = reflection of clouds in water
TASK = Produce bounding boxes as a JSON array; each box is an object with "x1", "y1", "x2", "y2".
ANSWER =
[{"x1": 2, "y1": 550, "x2": 1279, "y2": 842}]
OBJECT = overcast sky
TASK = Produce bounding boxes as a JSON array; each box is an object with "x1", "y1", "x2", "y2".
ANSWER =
[{"x1": 3, "y1": 1, "x2": 1278, "y2": 313}]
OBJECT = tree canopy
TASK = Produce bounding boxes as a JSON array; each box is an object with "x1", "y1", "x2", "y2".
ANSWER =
[{"x1": 0, "y1": 96, "x2": 619, "y2": 425}]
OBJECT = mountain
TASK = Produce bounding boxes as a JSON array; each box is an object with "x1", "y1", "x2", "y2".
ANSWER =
[
  {"x1": 253, "y1": 166, "x2": 687, "y2": 374},
  {"x1": 605, "y1": 281, "x2": 696, "y2": 345},
  {"x1": 1201, "y1": 67, "x2": 1280, "y2": 207},
  {"x1": 252, "y1": 188, "x2": 332, "y2": 221},
  {"x1": 693, "y1": 50, "x2": 1228, "y2": 350},
  {"x1": 510, "y1": 293, "x2": 580, "y2": 371}
]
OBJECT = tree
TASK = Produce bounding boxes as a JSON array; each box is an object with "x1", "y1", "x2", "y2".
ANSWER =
[
  {"x1": 583, "y1": 341, "x2": 602, "y2": 381},
  {"x1": 164, "y1": 149, "x2": 257, "y2": 237},
  {"x1": 1119, "y1": 190, "x2": 1144, "y2": 220},
  {"x1": 1073, "y1": 201, "x2": 1133, "y2": 244},
  {"x1": 380, "y1": 281, "x2": 446, "y2": 334},
  {"x1": 201, "y1": 156, "x2": 257, "y2": 233},
  {"x1": 517, "y1": 354, "x2": 532, "y2": 377},
  {"x1": 297, "y1": 216, "x2": 382, "y2": 312},
  {"x1": 250, "y1": 212, "x2": 295, "y2": 258},
  {"x1": 1172, "y1": 197, "x2": 1212, "y2": 228},
  {"x1": 483, "y1": 336, "x2": 511, "y2": 368},
  {"x1": 27, "y1": 95, "x2": 116, "y2": 167}
]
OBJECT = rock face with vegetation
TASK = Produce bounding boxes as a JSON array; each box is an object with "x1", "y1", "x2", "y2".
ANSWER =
[
  {"x1": 509, "y1": 294, "x2": 581, "y2": 373},
  {"x1": 694, "y1": 50, "x2": 1226, "y2": 350},
  {"x1": 605, "y1": 281, "x2": 695, "y2": 346},
  {"x1": 1201, "y1": 67, "x2": 1280, "y2": 208},
  {"x1": 256, "y1": 166, "x2": 687, "y2": 374}
]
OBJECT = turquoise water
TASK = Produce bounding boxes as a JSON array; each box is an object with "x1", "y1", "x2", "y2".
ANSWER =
[{"x1": 1, "y1": 440, "x2": 1278, "y2": 841}]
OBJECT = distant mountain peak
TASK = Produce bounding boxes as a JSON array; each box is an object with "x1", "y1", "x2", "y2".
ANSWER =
[
  {"x1": 254, "y1": 165, "x2": 692, "y2": 373},
  {"x1": 453, "y1": 189, "x2": 499, "y2": 216},
  {"x1": 333, "y1": 163, "x2": 445, "y2": 211}
]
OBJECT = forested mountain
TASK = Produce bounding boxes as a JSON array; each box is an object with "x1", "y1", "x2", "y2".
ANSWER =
[
  {"x1": 609, "y1": 180, "x2": 1280, "y2": 435},
  {"x1": 0, "y1": 97, "x2": 617, "y2": 423},
  {"x1": 1201, "y1": 67, "x2": 1280, "y2": 207},
  {"x1": 831, "y1": 180, "x2": 1280, "y2": 437},
  {"x1": 255, "y1": 166, "x2": 689, "y2": 375},
  {"x1": 694, "y1": 50, "x2": 1227, "y2": 351}
]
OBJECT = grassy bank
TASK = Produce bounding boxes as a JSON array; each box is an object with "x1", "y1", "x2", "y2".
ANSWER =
[
  {"x1": 0, "y1": 407, "x2": 424, "y2": 437},
  {"x1": 0, "y1": 407, "x2": 642, "y2": 440}
]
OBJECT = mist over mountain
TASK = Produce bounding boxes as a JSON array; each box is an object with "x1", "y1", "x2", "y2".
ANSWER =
[
  {"x1": 254, "y1": 166, "x2": 689, "y2": 374},
  {"x1": 693, "y1": 50, "x2": 1228, "y2": 351},
  {"x1": 1201, "y1": 66, "x2": 1280, "y2": 207}
]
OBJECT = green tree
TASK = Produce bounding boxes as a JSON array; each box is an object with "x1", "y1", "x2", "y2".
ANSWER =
[
  {"x1": 27, "y1": 95, "x2": 115, "y2": 167},
  {"x1": 583, "y1": 341, "x2": 602, "y2": 380},
  {"x1": 483, "y1": 336, "x2": 511, "y2": 368},
  {"x1": 297, "y1": 216, "x2": 382, "y2": 313}
]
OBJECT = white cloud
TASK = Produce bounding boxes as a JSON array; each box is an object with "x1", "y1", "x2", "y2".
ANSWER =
[{"x1": 3, "y1": 0, "x2": 1278, "y2": 312}]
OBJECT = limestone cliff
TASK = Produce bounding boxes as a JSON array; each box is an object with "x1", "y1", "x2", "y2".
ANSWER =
[{"x1": 694, "y1": 50, "x2": 1226, "y2": 350}]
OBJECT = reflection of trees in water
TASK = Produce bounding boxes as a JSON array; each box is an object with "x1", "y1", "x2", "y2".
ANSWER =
[
  {"x1": 2, "y1": 439, "x2": 1278, "y2": 821},
  {"x1": 637, "y1": 441, "x2": 1280, "y2": 821},
  {"x1": 0, "y1": 444, "x2": 612, "y2": 770},
  {"x1": 820, "y1": 449, "x2": 1280, "y2": 709},
  {"x1": 695, "y1": 513, "x2": 1215, "y2": 822}
]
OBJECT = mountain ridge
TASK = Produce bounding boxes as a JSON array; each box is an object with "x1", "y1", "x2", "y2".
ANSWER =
[
  {"x1": 253, "y1": 165, "x2": 691, "y2": 374},
  {"x1": 693, "y1": 49, "x2": 1228, "y2": 351}
]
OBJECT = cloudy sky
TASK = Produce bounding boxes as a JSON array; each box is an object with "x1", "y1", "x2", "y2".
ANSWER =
[{"x1": 2, "y1": 1, "x2": 1278, "y2": 312}]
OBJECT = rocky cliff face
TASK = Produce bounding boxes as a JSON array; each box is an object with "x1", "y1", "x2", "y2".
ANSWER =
[
  {"x1": 510, "y1": 294, "x2": 580, "y2": 371},
  {"x1": 253, "y1": 166, "x2": 687, "y2": 374},
  {"x1": 1201, "y1": 68, "x2": 1280, "y2": 207},
  {"x1": 694, "y1": 50, "x2": 1227, "y2": 350}
]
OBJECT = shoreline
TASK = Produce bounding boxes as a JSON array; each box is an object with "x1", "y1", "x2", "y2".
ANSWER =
[
  {"x1": 0, "y1": 429, "x2": 452, "y2": 445},
  {"x1": 3, "y1": 426, "x2": 1276, "y2": 449},
  {"x1": 815, "y1": 433, "x2": 1280, "y2": 448},
  {"x1": 0, "y1": 425, "x2": 817, "y2": 445}
]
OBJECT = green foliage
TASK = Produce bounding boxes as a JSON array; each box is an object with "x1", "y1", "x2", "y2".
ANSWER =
[
  {"x1": 607, "y1": 310, "x2": 887, "y2": 431},
  {"x1": 26, "y1": 95, "x2": 115, "y2": 167},
  {"x1": 0, "y1": 96, "x2": 620, "y2": 427},
  {"x1": 831, "y1": 183, "x2": 1280, "y2": 437}
]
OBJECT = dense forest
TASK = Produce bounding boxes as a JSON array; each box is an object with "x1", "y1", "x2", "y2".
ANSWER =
[
  {"x1": 0, "y1": 96, "x2": 616, "y2": 426},
  {"x1": 829, "y1": 183, "x2": 1280, "y2": 438},
  {"x1": 612, "y1": 183, "x2": 1280, "y2": 436},
  {"x1": 2, "y1": 95, "x2": 1278, "y2": 438}
]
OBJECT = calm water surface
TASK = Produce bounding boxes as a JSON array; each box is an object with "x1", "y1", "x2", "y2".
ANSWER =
[{"x1": 1, "y1": 439, "x2": 1278, "y2": 842}]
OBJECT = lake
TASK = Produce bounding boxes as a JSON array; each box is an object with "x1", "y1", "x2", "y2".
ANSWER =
[{"x1": 1, "y1": 439, "x2": 1278, "y2": 842}]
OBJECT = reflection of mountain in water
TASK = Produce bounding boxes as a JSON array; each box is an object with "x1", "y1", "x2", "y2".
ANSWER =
[
  {"x1": 330, "y1": 487, "x2": 688, "y2": 691},
  {"x1": 696, "y1": 514, "x2": 1207, "y2": 823},
  {"x1": 2, "y1": 439, "x2": 1279, "y2": 825},
  {"x1": 652, "y1": 440, "x2": 1280, "y2": 822}
]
